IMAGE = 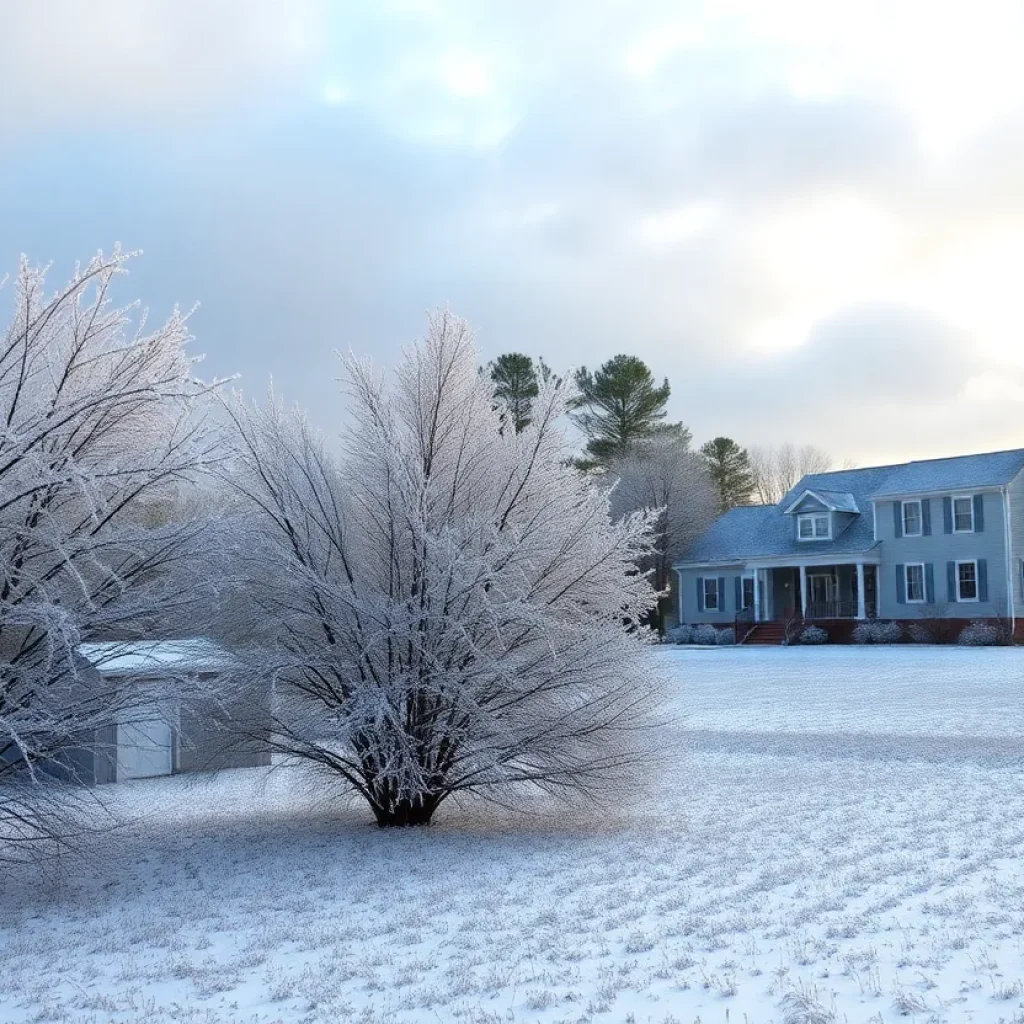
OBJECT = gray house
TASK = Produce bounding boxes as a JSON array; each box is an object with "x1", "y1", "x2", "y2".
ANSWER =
[{"x1": 674, "y1": 448, "x2": 1024, "y2": 642}]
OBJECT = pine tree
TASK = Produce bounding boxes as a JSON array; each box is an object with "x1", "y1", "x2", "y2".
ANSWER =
[
  {"x1": 488, "y1": 353, "x2": 540, "y2": 433},
  {"x1": 700, "y1": 437, "x2": 753, "y2": 512},
  {"x1": 572, "y1": 355, "x2": 671, "y2": 467}
]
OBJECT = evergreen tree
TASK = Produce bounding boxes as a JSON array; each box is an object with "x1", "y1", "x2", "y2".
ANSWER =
[
  {"x1": 572, "y1": 355, "x2": 671, "y2": 467},
  {"x1": 700, "y1": 436, "x2": 753, "y2": 512},
  {"x1": 488, "y1": 353, "x2": 540, "y2": 434}
]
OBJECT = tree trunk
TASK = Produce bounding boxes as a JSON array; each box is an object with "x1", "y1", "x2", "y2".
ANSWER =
[{"x1": 371, "y1": 796, "x2": 440, "y2": 827}]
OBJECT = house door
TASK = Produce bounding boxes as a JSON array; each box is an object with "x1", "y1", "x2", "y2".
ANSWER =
[
  {"x1": 807, "y1": 573, "x2": 835, "y2": 606},
  {"x1": 117, "y1": 719, "x2": 173, "y2": 780}
]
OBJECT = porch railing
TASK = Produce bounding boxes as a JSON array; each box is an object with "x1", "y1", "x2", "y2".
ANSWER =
[
  {"x1": 804, "y1": 599, "x2": 861, "y2": 620},
  {"x1": 734, "y1": 605, "x2": 756, "y2": 643}
]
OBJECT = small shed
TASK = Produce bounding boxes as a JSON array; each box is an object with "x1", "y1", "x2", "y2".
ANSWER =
[{"x1": 77, "y1": 639, "x2": 271, "y2": 784}]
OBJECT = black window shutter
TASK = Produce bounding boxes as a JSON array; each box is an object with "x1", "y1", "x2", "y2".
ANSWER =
[
  {"x1": 943, "y1": 497, "x2": 953, "y2": 534},
  {"x1": 696, "y1": 577, "x2": 704, "y2": 613},
  {"x1": 895, "y1": 564, "x2": 906, "y2": 604},
  {"x1": 921, "y1": 499, "x2": 932, "y2": 536},
  {"x1": 892, "y1": 502, "x2": 903, "y2": 538},
  {"x1": 978, "y1": 559, "x2": 988, "y2": 602},
  {"x1": 947, "y1": 561, "x2": 957, "y2": 602},
  {"x1": 974, "y1": 494, "x2": 985, "y2": 532},
  {"x1": 925, "y1": 563, "x2": 935, "y2": 603}
]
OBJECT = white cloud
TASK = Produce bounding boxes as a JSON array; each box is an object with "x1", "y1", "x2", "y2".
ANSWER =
[
  {"x1": 635, "y1": 202, "x2": 721, "y2": 250},
  {"x1": 436, "y1": 52, "x2": 495, "y2": 98}
]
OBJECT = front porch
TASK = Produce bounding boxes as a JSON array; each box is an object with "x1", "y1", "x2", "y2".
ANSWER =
[{"x1": 745, "y1": 562, "x2": 879, "y2": 624}]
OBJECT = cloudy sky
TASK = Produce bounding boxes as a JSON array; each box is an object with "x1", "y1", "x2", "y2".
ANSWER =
[{"x1": 2, "y1": 1, "x2": 1024, "y2": 466}]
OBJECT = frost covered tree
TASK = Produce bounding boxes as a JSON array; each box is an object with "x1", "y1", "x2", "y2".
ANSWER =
[
  {"x1": 605, "y1": 437, "x2": 717, "y2": 634},
  {"x1": 0, "y1": 250, "x2": 218, "y2": 848},
  {"x1": 220, "y1": 311, "x2": 666, "y2": 827}
]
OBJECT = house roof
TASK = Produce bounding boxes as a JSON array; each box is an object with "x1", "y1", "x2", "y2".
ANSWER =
[
  {"x1": 868, "y1": 448, "x2": 1024, "y2": 497},
  {"x1": 78, "y1": 639, "x2": 231, "y2": 675},
  {"x1": 679, "y1": 447, "x2": 1024, "y2": 565}
]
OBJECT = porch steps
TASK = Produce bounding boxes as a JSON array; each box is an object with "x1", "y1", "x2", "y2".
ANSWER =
[{"x1": 740, "y1": 622, "x2": 788, "y2": 645}]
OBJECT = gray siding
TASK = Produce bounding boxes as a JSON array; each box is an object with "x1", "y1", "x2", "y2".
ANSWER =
[
  {"x1": 677, "y1": 565, "x2": 745, "y2": 624},
  {"x1": 874, "y1": 493, "x2": 1009, "y2": 618},
  {"x1": 177, "y1": 678, "x2": 272, "y2": 773}
]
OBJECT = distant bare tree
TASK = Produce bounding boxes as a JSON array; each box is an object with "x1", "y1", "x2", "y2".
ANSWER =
[
  {"x1": 604, "y1": 436, "x2": 717, "y2": 634},
  {"x1": 749, "y1": 443, "x2": 834, "y2": 504},
  {"x1": 218, "y1": 312, "x2": 667, "y2": 827}
]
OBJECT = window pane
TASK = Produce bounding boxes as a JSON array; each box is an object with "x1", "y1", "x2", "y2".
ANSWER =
[
  {"x1": 903, "y1": 502, "x2": 921, "y2": 534},
  {"x1": 798, "y1": 517, "x2": 813, "y2": 537},
  {"x1": 958, "y1": 562, "x2": 977, "y2": 599},
  {"x1": 906, "y1": 564, "x2": 924, "y2": 601},
  {"x1": 704, "y1": 579, "x2": 718, "y2": 609},
  {"x1": 814, "y1": 515, "x2": 829, "y2": 537},
  {"x1": 953, "y1": 497, "x2": 973, "y2": 531},
  {"x1": 742, "y1": 577, "x2": 754, "y2": 608}
]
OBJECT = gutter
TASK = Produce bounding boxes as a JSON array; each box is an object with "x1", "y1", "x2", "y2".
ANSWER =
[{"x1": 1003, "y1": 485, "x2": 1016, "y2": 633}]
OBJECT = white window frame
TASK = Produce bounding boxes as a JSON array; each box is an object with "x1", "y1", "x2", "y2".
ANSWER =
[
  {"x1": 952, "y1": 494, "x2": 975, "y2": 534},
  {"x1": 901, "y1": 499, "x2": 922, "y2": 537},
  {"x1": 956, "y1": 559, "x2": 979, "y2": 602},
  {"x1": 904, "y1": 562, "x2": 925, "y2": 603},
  {"x1": 797, "y1": 513, "x2": 831, "y2": 541},
  {"x1": 703, "y1": 577, "x2": 719, "y2": 611}
]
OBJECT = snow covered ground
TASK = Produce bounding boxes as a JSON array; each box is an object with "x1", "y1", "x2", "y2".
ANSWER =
[{"x1": 3, "y1": 645, "x2": 1024, "y2": 1024}]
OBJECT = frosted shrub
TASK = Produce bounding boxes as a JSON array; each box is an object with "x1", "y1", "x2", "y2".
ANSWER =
[
  {"x1": 716, "y1": 627, "x2": 735, "y2": 646},
  {"x1": 852, "y1": 621, "x2": 903, "y2": 644},
  {"x1": 800, "y1": 625, "x2": 828, "y2": 645},
  {"x1": 221, "y1": 312, "x2": 666, "y2": 827},
  {"x1": 665, "y1": 624, "x2": 693, "y2": 645},
  {"x1": 907, "y1": 622, "x2": 934, "y2": 644},
  {"x1": 691, "y1": 623, "x2": 720, "y2": 646},
  {"x1": 958, "y1": 621, "x2": 1001, "y2": 646}
]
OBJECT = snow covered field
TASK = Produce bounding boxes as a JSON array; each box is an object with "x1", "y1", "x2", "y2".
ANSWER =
[{"x1": 3, "y1": 646, "x2": 1024, "y2": 1024}]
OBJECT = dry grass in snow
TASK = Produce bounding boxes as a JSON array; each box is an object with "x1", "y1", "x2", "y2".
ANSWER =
[{"x1": 3, "y1": 645, "x2": 1024, "y2": 1023}]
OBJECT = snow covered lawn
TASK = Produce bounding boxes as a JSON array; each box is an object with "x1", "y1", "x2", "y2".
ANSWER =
[{"x1": 3, "y1": 645, "x2": 1024, "y2": 1023}]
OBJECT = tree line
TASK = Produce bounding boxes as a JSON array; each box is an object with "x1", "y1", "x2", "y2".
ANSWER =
[
  {"x1": 490, "y1": 351, "x2": 838, "y2": 508},
  {"x1": 489, "y1": 352, "x2": 842, "y2": 629}
]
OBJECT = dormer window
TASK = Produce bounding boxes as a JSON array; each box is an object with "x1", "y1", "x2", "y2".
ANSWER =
[
  {"x1": 797, "y1": 513, "x2": 830, "y2": 540},
  {"x1": 902, "y1": 500, "x2": 922, "y2": 537}
]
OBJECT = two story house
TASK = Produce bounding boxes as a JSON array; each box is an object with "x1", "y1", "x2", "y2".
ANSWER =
[{"x1": 674, "y1": 447, "x2": 1024, "y2": 642}]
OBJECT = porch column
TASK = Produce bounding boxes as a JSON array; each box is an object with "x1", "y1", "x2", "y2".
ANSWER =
[
  {"x1": 753, "y1": 570, "x2": 761, "y2": 622},
  {"x1": 799, "y1": 564, "x2": 807, "y2": 617},
  {"x1": 856, "y1": 562, "x2": 866, "y2": 620}
]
